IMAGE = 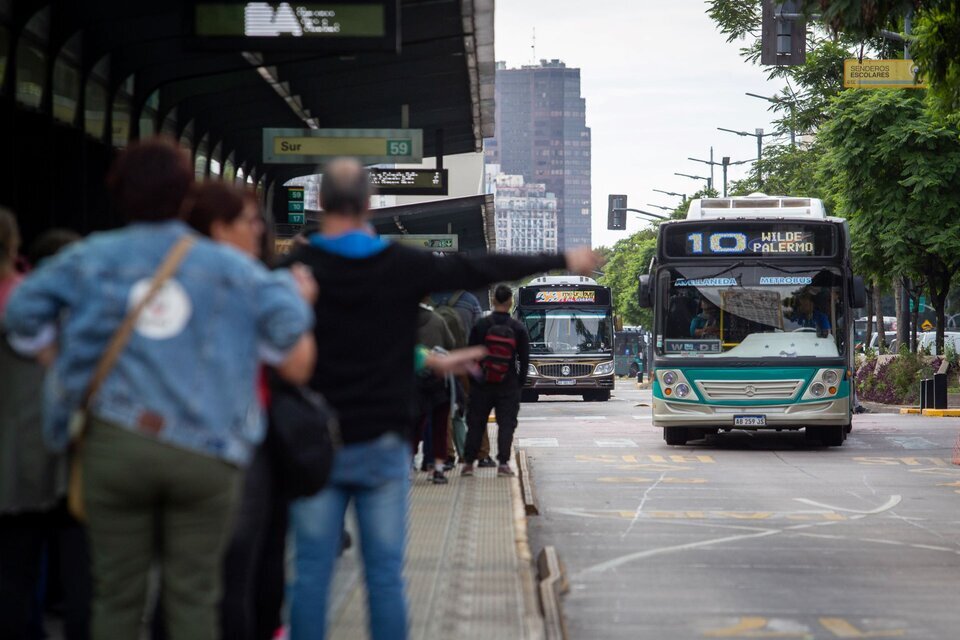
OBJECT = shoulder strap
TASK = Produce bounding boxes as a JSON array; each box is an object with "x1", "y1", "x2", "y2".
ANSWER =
[
  {"x1": 447, "y1": 290, "x2": 464, "y2": 307},
  {"x1": 80, "y1": 235, "x2": 195, "y2": 409}
]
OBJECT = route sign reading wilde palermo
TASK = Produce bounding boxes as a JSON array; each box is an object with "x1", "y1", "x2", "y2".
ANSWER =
[
  {"x1": 191, "y1": 1, "x2": 400, "y2": 52},
  {"x1": 369, "y1": 169, "x2": 448, "y2": 195},
  {"x1": 263, "y1": 128, "x2": 423, "y2": 164},
  {"x1": 844, "y1": 59, "x2": 927, "y2": 89}
]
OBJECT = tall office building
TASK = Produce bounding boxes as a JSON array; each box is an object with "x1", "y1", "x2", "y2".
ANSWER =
[
  {"x1": 489, "y1": 171, "x2": 558, "y2": 254},
  {"x1": 486, "y1": 59, "x2": 592, "y2": 249}
]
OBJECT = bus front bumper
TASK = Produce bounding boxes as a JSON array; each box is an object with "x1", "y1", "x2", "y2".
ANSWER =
[
  {"x1": 652, "y1": 397, "x2": 850, "y2": 429},
  {"x1": 526, "y1": 375, "x2": 615, "y2": 394}
]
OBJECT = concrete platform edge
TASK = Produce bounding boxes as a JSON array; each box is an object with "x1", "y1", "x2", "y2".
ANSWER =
[{"x1": 510, "y1": 464, "x2": 547, "y2": 640}]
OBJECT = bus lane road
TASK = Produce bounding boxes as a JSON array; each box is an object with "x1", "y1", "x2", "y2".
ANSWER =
[{"x1": 522, "y1": 383, "x2": 960, "y2": 640}]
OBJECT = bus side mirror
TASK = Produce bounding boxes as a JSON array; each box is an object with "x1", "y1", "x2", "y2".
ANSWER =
[
  {"x1": 852, "y1": 276, "x2": 866, "y2": 309},
  {"x1": 637, "y1": 274, "x2": 652, "y2": 308}
]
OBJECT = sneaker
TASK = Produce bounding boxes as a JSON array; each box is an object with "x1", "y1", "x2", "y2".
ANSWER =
[
  {"x1": 443, "y1": 458, "x2": 456, "y2": 472},
  {"x1": 460, "y1": 463, "x2": 474, "y2": 477},
  {"x1": 432, "y1": 470, "x2": 448, "y2": 484},
  {"x1": 478, "y1": 456, "x2": 497, "y2": 468},
  {"x1": 497, "y1": 464, "x2": 515, "y2": 477}
]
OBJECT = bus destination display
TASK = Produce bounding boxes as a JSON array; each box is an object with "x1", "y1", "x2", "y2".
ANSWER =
[
  {"x1": 663, "y1": 223, "x2": 835, "y2": 258},
  {"x1": 519, "y1": 287, "x2": 612, "y2": 306}
]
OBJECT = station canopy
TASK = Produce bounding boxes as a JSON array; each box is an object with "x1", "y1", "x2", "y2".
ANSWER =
[{"x1": 0, "y1": 0, "x2": 494, "y2": 240}]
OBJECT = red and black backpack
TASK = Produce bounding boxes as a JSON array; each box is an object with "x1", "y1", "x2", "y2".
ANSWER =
[{"x1": 481, "y1": 318, "x2": 517, "y2": 384}]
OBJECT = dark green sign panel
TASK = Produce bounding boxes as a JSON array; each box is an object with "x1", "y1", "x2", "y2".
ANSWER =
[
  {"x1": 191, "y1": 1, "x2": 399, "y2": 52},
  {"x1": 286, "y1": 186, "x2": 306, "y2": 225}
]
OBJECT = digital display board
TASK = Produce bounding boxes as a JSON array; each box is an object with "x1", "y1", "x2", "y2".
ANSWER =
[
  {"x1": 663, "y1": 223, "x2": 836, "y2": 258},
  {"x1": 191, "y1": 1, "x2": 399, "y2": 52},
  {"x1": 286, "y1": 185, "x2": 305, "y2": 224},
  {"x1": 519, "y1": 287, "x2": 612, "y2": 307},
  {"x1": 369, "y1": 169, "x2": 448, "y2": 196},
  {"x1": 381, "y1": 234, "x2": 458, "y2": 252}
]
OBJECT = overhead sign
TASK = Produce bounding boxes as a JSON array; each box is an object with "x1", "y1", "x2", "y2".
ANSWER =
[
  {"x1": 286, "y1": 185, "x2": 305, "y2": 224},
  {"x1": 191, "y1": 1, "x2": 400, "y2": 52},
  {"x1": 263, "y1": 128, "x2": 423, "y2": 164},
  {"x1": 369, "y1": 169, "x2": 448, "y2": 195},
  {"x1": 382, "y1": 234, "x2": 458, "y2": 252},
  {"x1": 844, "y1": 59, "x2": 927, "y2": 89}
]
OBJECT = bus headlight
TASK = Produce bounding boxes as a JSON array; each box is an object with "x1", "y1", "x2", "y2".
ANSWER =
[
  {"x1": 528, "y1": 364, "x2": 538, "y2": 376},
  {"x1": 662, "y1": 370, "x2": 678, "y2": 386},
  {"x1": 821, "y1": 369, "x2": 840, "y2": 386},
  {"x1": 809, "y1": 382, "x2": 826, "y2": 398},
  {"x1": 594, "y1": 361, "x2": 615, "y2": 375},
  {"x1": 675, "y1": 383, "x2": 691, "y2": 398}
]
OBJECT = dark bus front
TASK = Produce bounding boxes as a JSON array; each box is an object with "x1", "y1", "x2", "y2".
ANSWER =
[{"x1": 516, "y1": 283, "x2": 615, "y2": 402}]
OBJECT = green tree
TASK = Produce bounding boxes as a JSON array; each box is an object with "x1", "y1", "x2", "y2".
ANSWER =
[
  {"x1": 598, "y1": 229, "x2": 658, "y2": 329},
  {"x1": 818, "y1": 89, "x2": 960, "y2": 353}
]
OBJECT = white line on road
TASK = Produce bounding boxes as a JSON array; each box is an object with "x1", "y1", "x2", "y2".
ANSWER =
[
  {"x1": 594, "y1": 439, "x2": 638, "y2": 448},
  {"x1": 574, "y1": 416, "x2": 607, "y2": 420},
  {"x1": 793, "y1": 495, "x2": 902, "y2": 514},
  {"x1": 518, "y1": 437, "x2": 559, "y2": 447},
  {"x1": 517, "y1": 417, "x2": 547, "y2": 422}
]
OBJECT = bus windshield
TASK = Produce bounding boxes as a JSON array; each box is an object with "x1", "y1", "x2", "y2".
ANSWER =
[
  {"x1": 658, "y1": 266, "x2": 846, "y2": 359},
  {"x1": 520, "y1": 308, "x2": 613, "y2": 355}
]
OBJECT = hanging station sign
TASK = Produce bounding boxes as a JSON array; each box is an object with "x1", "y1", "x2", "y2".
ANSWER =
[
  {"x1": 262, "y1": 128, "x2": 423, "y2": 164},
  {"x1": 369, "y1": 169, "x2": 448, "y2": 195},
  {"x1": 191, "y1": 1, "x2": 400, "y2": 52}
]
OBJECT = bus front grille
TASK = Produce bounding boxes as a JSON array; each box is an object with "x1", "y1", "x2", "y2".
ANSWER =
[
  {"x1": 695, "y1": 379, "x2": 803, "y2": 401},
  {"x1": 538, "y1": 363, "x2": 594, "y2": 378}
]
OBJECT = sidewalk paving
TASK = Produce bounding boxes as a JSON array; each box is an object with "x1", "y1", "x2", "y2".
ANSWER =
[{"x1": 327, "y1": 457, "x2": 544, "y2": 640}]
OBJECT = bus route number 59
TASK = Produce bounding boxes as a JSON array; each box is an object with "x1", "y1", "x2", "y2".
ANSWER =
[{"x1": 387, "y1": 139, "x2": 411, "y2": 156}]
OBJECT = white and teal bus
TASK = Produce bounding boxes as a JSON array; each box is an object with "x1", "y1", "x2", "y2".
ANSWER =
[{"x1": 638, "y1": 195, "x2": 865, "y2": 446}]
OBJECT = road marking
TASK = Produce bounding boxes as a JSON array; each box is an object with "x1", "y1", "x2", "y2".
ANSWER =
[
  {"x1": 854, "y1": 456, "x2": 950, "y2": 466},
  {"x1": 518, "y1": 437, "x2": 558, "y2": 447},
  {"x1": 518, "y1": 417, "x2": 547, "y2": 422},
  {"x1": 597, "y1": 476, "x2": 707, "y2": 484},
  {"x1": 594, "y1": 438, "x2": 637, "y2": 448},
  {"x1": 574, "y1": 453, "x2": 714, "y2": 465},
  {"x1": 574, "y1": 415, "x2": 607, "y2": 420},
  {"x1": 886, "y1": 436, "x2": 939, "y2": 450},
  {"x1": 793, "y1": 495, "x2": 902, "y2": 515},
  {"x1": 818, "y1": 617, "x2": 905, "y2": 638},
  {"x1": 704, "y1": 616, "x2": 808, "y2": 638}
]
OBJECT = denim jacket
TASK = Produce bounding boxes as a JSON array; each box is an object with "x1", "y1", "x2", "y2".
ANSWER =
[{"x1": 3, "y1": 221, "x2": 312, "y2": 465}]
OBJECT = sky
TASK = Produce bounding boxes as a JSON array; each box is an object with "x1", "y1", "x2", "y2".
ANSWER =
[{"x1": 494, "y1": 0, "x2": 789, "y2": 248}]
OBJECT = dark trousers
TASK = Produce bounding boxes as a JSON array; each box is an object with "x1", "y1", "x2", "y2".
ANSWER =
[
  {"x1": 220, "y1": 442, "x2": 289, "y2": 640},
  {"x1": 412, "y1": 403, "x2": 451, "y2": 464},
  {"x1": 0, "y1": 506, "x2": 91, "y2": 640},
  {"x1": 464, "y1": 383, "x2": 521, "y2": 465}
]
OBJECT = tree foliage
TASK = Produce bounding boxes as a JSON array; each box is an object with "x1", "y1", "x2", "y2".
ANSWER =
[
  {"x1": 817, "y1": 89, "x2": 960, "y2": 350},
  {"x1": 598, "y1": 229, "x2": 657, "y2": 329}
]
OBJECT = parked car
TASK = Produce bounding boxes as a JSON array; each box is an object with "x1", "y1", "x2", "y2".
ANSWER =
[{"x1": 916, "y1": 331, "x2": 960, "y2": 356}]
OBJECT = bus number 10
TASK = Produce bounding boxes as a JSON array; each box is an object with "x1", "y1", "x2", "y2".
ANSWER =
[{"x1": 687, "y1": 232, "x2": 747, "y2": 254}]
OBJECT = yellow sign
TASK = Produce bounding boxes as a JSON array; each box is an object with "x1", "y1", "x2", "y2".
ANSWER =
[
  {"x1": 844, "y1": 59, "x2": 927, "y2": 89},
  {"x1": 921, "y1": 319, "x2": 934, "y2": 331},
  {"x1": 263, "y1": 128, "x2": 422, "y2": 164}
]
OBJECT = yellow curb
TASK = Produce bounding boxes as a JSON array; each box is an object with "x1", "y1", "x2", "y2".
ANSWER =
[
  {"x1": 921, "y1": 409, "x2": 960, "y2": 417},
  {"x1": 900, "y1": 408, "x2": 921, "y2": 415}
]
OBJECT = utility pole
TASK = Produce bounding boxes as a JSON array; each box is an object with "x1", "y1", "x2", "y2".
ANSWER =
[
  {"x1": 674, "y1": 172, "x2": 712, "y2": 191},
  {"x1": 746, "y1": 92, "x2": 797, "y2": 147},
  {"x1": 717, "y1": 127, "x2": 777, "y2": 184}
]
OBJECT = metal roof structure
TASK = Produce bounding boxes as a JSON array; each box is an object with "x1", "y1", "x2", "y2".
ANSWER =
[{"x1": 0, "y1": 0, "x2": 494, "y2": 241}]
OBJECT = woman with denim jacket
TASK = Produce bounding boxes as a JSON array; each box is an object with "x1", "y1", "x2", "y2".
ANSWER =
[{"x1": 3, "y1": 138, "x2": 317, "y2": 640}]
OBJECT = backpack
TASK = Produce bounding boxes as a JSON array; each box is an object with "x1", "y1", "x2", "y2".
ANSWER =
[
  {"x1": 433, "y1": 291, "x2": 468, "y2": 348},
  {"x1": 481, "y1": 319, "x2": 517, "y2": 384}
]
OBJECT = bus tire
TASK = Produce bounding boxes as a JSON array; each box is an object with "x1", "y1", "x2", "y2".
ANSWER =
[
  {"x1": 521, "y1": 391, "x2": 539, "y2": 403},
  {"x1": 806, "y1": 425, "x2": 844, "y2": 447},
  {"x1": 593, "y1": 390, "x2": 611, "y2": 402},
  {"x1": 663, "y1": 427, "x2": 688, "y2": 446}
]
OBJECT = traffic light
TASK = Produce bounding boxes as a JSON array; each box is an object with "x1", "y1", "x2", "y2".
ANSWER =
[
  {"x1": 761, "y1": 1, "x2": 806, "y2": 66},
  {"x1": 607, "y1": 194, "x2": 627, "y2": 230}
]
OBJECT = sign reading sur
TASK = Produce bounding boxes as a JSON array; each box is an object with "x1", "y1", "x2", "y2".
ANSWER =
[{"x1": 263, "y1": 128, "x2": 422, "y2": 164}]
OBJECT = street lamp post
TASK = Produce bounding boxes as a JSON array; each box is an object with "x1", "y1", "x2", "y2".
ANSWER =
[
  {"x1": 653, "y1": 188, "x2": 686, "y2": 200},
  {"x1": 689, "y1": 156, "x2": 751, "y2": 197},
  {"x1": 745, "y1": 92, "x2": 797, "y2": 147},
  {"x1": 674, "y1": 172, "x2": 712, "y2": 191},
  {"x1": 717, "y1": 126, "x2": 778, "y2": 184}
]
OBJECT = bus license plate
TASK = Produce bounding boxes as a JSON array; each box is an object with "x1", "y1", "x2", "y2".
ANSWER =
[
  {"x1": 556, "y1": 379, "x2": 576, "y2": 386},
  {"x1": 734, "y1": 415, "x2": 766, "y2": 427}
]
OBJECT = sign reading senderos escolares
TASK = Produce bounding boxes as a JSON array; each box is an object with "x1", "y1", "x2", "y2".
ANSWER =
[
  {"x1": 263, "y1": 128, "x2": 423, "y2": 164},
  {"x1": 844, "y1": 59, "x2": 927, "y2": 89}
]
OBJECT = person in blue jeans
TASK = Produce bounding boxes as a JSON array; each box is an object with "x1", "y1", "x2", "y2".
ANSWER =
[{"x1": 282, "y1": 157, "x2": 599, "y2": 640}]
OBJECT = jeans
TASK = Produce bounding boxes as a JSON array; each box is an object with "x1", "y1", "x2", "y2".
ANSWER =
[{"x1": 289, "y1": 432, "x2": 410, "y2": 640}]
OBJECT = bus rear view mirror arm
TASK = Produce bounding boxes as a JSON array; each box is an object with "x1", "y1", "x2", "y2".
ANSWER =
[
  {"x1": 852, "y1": 276, "x2": 867, "y2": 309},
  {"x1": 637, "y1": 274, "x2": 653, "y2": 308}
]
